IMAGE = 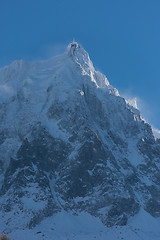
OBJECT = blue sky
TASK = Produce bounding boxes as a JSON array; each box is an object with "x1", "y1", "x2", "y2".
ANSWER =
[{"x1": 0, "y1": 0, "x2": 160, "y2": 129}]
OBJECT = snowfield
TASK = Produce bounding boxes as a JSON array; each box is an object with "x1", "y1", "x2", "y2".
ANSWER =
[{"x1": 8, "y1": 210, "x2": 160, "y2": 240}]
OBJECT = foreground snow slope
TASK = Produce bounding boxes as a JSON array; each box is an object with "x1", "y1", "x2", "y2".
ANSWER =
[
  {"x1": 0, "y1": 42, "x2": 160, "y2": 239},
  {"x1": 7, "y1": 210, "x2": 160, "y2": 240}
]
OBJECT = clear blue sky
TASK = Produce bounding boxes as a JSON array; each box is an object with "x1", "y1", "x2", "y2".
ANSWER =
[{"x1": 1, "y1": 0, "x2": 160, "y2": 129}]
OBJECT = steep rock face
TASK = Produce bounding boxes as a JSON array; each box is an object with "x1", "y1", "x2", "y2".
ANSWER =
[{"x1": 0, "y1": 42, "x2": 160, "y2": 234}]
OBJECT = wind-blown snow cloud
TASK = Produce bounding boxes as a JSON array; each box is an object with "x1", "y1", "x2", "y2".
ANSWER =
[
  {"x1": 126, "y1": 97, "x2": 138, "y2": 109},
  {"x1": 152, "y1": 128, "x2": 160, "y2": 139},
  {"x1": 42, "y1": 43, "x2": 67, "y2": 58},
  {"x1": 120, "y1": 90, "x2": 160, "y2": 139}
]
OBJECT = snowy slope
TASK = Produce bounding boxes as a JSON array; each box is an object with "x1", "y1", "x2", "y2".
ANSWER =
[
  {"x1": 0, "y1": 42, "x2": 160, "y2": 239},
  {"x1": 6, "y1": 210, "x2": 160, "y2": 240}
]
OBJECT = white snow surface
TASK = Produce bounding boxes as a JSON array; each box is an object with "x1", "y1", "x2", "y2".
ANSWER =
[
  {"x1": 6, "y1": 209, "x2": 160, "y2": 240},
  {"x1": 126, "y1": 97, "x2": 138, "y2": 109},
  {"x1": 152, "y1": 127, "x2": 160, "y2": 139}
]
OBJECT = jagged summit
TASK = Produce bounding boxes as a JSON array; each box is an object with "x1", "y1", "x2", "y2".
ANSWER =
[
  {"x1": 67, "y1": 40, "x2": 88, "y2": 60},
  {"x1": 66, "y1": 41, "x2": 96, "y2": 77},
  {"x1": 67, "y1": 40, "x2": 80, "y2": 56}
]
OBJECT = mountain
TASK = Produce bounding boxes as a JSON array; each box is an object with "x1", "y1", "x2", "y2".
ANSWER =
[{"x1": 0, "y1": 42, "x2": 160, "y2": 240}]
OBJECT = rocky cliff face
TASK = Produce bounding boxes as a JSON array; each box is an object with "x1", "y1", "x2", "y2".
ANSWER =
[{"x1": 0, "y1": 42, "x2": 160, "y2": 236}]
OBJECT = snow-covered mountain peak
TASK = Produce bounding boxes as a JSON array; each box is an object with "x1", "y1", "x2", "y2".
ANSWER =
[
  {"x1": 67, "y1": 41, "x2": 95, "y2": 75},
  {"x1": 67, "y1": 41, "x2": 80, "y2": 56},
  {"x1": 0, "y1": 42, "x2": 114, "y2": 107},
  {"x1": 67, "y1": 41, "x2": 87, "y2": 58},
  {"x1": 1, "y1": 42, "x2": 160, "y2": 240}
]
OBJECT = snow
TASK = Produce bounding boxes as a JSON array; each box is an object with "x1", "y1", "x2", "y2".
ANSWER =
[
  {"x1": 0, "y1": 41, "x2": 119, "y2": 167},
  {"x1": 79, "y1": 90, "x2": 84, "y2": 95},
  {"x1": 127, "y1": 139, "x2": 144, "y2": 166},
  {"x1": 126, "y1": 97, "x2": 138, "y2": 109},
  {"x1": 6, "y1": 210, "x2": 160, "y2": 240},
  {"x1": 0, "y1": 84, "x2": 15, "y2": 101},
  {"x1": 0, "y1": 137, "x2": 22, "y2": 169},
  {"x1": 21, "y1": 196, "x2": 46, "y2": 211},
  {"x1": 152, "y1": 127, "x2": 160, "y2": 139},
  {"x1": 128, "y1": 208, "x2": 160, "y2": 240},
  {"x1": 139, "y1": 175, "x2": 153, "y2": 186},
  {"x1": 41, "y1": 116, "x2": 70, "y2": 140}
]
